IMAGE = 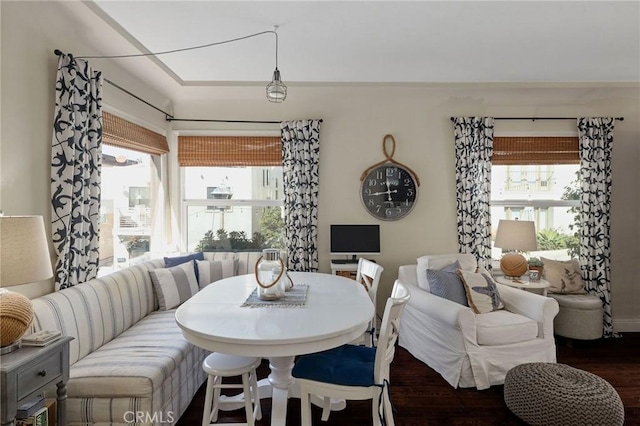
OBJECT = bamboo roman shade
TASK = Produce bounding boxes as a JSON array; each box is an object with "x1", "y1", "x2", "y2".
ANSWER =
[
  {"x1": 102, "y1": 112, "x2": 169, "y2": 155},
  {"x1": 178, "y1": 136, "x2": 282, "y2": 167},
  {"x1": 493, "y1": 137, "x2": 579, "y2": 165}
]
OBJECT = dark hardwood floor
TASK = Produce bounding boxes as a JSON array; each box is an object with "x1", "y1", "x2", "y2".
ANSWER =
[{"x1": 177, "y1": 333, "x2": 640, "y2": 425}]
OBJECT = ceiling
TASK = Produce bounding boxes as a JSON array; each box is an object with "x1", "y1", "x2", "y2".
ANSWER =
[{"x1": 90, "y1": 1, "x2": 639, "y2": 86}]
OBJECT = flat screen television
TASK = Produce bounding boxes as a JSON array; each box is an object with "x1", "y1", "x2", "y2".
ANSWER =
[{"x1": 330, "y1": 224, "x2": 380, "y2": 263}]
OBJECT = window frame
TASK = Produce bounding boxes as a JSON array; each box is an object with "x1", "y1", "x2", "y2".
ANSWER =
[
  {"x1": 177, "y1": 130, "x2": 282, "y2": 252},
  {"x1": 490, "y1": 131, "x2": 581, "y2": 262}
]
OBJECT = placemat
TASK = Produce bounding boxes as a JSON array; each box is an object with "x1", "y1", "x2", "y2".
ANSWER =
[{"x1": 241, "y1": 284, "x2": 309, "y2": 308}]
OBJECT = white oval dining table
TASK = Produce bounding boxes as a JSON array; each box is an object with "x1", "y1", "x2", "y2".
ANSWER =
[{"x1": 175, "y1": 271, "x2": 375, "y2": 426}]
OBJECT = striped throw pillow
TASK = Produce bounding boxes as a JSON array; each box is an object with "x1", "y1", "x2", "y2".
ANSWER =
[
  {"x1": 196, "y1": 259, "x2": 239, "y2": 288},
  {"x1": 149, "y1": 262, "x2": 199, "y2": 310}
]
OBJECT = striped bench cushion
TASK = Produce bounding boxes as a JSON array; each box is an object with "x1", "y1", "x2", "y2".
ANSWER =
[
  {"x1": 32, "y1": 259, "x2": 164, "y2": 365},
  {"x1": 68, "y1": 310, "x2": 193, "y2": 396},
  {"x1": 65, "y1": 309, "x2": 208, "y2": 425}
]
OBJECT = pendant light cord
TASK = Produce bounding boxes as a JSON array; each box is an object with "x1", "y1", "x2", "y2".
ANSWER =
[
  {"x1": 73, "y1": 30, "x2": 277, "y2": 60},
  {"x1": 54, "y1": 28, "x2": 290, "y2": 116},
  {"x1": 273, "y1": 27, "x2": 279, "y2": 70}
]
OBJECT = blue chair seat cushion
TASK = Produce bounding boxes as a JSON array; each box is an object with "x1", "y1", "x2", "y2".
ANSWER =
[{"x1": 292, "y1": 344, "x2": 376, "y2": 387}]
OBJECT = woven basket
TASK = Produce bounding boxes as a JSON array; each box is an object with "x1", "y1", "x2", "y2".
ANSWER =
[{"x1": 0, "y1": 289, "x2": 34, "y2": 346}]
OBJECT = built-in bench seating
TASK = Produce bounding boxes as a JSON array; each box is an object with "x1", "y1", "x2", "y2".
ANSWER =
[{"x1": 30, "y1": 251, "x2": 264, "y2": 425}]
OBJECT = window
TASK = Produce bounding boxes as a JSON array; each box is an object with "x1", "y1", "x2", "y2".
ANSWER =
[
  {"x1": 98, "y1": 112, "x2": 169, "y2": 276},
  {"x1": 179, "y1": 135, "x2": 284, "y2": 252},
  {"x1": 491, "y1": 137, "x2": 580, "y2": 262},
  {"x1": 100, "y1": 145, "x2": 156, "y2": 275}
]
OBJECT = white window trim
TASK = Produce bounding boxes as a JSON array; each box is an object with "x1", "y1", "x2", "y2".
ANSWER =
[
  {"x1": 491, "y1": 199, "x2": 580, "y2": 208},
  {"x1": 184, "y1": 199, "x2": 283, "y2": 207}
]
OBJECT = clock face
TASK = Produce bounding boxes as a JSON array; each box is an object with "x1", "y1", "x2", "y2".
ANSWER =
[{"x1": 360, "y1": 165, "x2": 417, "y2": 220}]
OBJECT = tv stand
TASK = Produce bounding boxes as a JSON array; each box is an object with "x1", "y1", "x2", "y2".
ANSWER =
[
  {"x1": 330, "y1": 260, "x2": 359, "y2": 279},
  {"x1": 332, "y1": 259, "x2": 359, "y2": 264}
]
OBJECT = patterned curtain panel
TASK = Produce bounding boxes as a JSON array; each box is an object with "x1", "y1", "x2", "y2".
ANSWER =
[
  {"x1": 51, "y1": 53, "x2": 103, "y2": 290},
  {"x1": 453, "y1": 117, "x2": 495, "y2": 271},
  {"x1": 281, "y1": 119, "x2": 321, "y2": 272},
  {"x1": 577, "y1": 117, "x2": 616, "y2": 337}
]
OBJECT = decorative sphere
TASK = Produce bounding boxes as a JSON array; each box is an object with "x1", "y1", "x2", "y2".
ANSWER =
[
  {"x1": 500, "y1": 253, "x2": 528, "y2": 277},
  {"x1": 0, "y1": 289, "x2": 34, "y2": 346}
]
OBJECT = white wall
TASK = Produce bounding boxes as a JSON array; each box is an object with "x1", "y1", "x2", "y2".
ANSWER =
[
  {"x1": 0, "y1": 1, "x2": 173, "y2": 296},
  {"x1": 2, "y1": 2, "x2": 639, "y2": 331}
]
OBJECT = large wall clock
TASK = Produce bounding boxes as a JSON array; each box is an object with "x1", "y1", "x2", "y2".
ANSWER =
[
  {"x1": 360, "y1": 134, "x2": 420, "y2": 221},
  {"x1": 361, "y1": 164, "x2": 418, "y2": 220}
]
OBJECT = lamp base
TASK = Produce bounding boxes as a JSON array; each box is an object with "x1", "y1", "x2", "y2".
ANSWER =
[
  {"x1": 0, "y1": 340, "x2": 21, "y2": 355},
  {"x1": 499, "y1": 253, "x2": 529, "y2": 278}
]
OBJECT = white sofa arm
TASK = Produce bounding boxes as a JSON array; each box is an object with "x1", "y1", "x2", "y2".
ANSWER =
[
  {"x1": 497, "y1": 283, "x2": 559, "y2": 339},
  {"x1": 398, "y1": 265, "x2": 418, "y2": 286},
  {"x1": 401, "y1": 280, "x2": 478, "y2": 345}
]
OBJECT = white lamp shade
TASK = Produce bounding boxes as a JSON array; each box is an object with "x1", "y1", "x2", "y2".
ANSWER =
[
  {"x1": 494, "y1": 219, "x2": 538, "y2": 252},
  {"x1": 0, "y1": 216, "x2": 53, "y2": 287}
]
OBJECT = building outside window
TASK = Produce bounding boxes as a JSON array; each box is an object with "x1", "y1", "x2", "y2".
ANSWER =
[{"x1": 183, "y1": 166, "x2": 284, "y2": 251}]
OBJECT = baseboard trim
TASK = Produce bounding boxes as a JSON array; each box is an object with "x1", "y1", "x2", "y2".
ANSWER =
[{"x1": 613, "y1": 319, "x2": 640, "y2": 332}]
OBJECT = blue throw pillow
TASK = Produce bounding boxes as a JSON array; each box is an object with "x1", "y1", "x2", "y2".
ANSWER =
[
  {"x1": 164, "y1": 252, "x2": 205, "y2": 283},
  {"x1": 426, "y1": 260, "x2": 468, "y2": 306}
]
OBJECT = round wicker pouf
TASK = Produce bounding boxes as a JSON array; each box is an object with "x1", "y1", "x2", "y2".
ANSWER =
[{"x1": 504, "y1": 363, "x2": 624, "y2": 426}]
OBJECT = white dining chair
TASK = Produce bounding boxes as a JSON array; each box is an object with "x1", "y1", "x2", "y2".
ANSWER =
[
  {"x1": 292, "y1": 280, "x2": 410, "y2": 426},
  {"x1": 201, "y1": 353, "x2": 262, "y2": 426},
  {"x1": 354, "y1": 258, "x2": 384, "y2": 347}
]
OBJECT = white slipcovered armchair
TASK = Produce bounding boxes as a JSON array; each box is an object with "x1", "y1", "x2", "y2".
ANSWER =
[{"x1": 397, "y1": 254, "x2": 559, "y2": 390}]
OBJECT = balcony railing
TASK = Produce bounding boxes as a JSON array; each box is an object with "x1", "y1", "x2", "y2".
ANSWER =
[
  {"x1": 505, "y1": 179, "x2": 551, "y2": 192},
  {"x1": 117, "y1": 207, "x2": 151, "y2": 234}
]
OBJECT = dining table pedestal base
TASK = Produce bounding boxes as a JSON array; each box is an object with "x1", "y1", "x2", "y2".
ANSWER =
[{"x1": 269, "y1": 356, "x2": 296, "y2": 425}]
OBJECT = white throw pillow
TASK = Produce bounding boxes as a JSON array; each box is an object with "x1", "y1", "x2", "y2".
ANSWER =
[
  {"x1": 149, "y1": 262, "x2": 199, "y2": 311},
  {"x1": 196, "y1": 259, "x2": 239, "y2": 289}
]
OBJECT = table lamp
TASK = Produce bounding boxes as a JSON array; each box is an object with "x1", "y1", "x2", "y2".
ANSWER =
[
  {"x1": 0, "y1": 215, "x2": 53, "y2": 354},
  {"x1": 494, "y1": 219, "x2": 538, "y2": 278}
]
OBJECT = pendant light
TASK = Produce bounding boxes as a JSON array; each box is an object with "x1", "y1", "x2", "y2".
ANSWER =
[{"x1": 266, "y1": 27, "x2": 287, "y2": 103}]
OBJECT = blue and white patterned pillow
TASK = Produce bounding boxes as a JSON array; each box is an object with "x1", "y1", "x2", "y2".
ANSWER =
[{"x1": 426, "y1": 261, "x2": 468, "y2": 306}]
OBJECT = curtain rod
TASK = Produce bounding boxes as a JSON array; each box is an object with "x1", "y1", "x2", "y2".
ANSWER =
[
  {"x1": 450, "y1": 116, "x2": 624, "y2": 122},
  {"x1": 166, "y1": 118, "x2": 323, "y2": 124},
  {"x1": 54, "y1": 49, "x2": 175, "y2": 119},
  {"x1": 104, "y1": 78, "x2": 175, "y2": 119}
]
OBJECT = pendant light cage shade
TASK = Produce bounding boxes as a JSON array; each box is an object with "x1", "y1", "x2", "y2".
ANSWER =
[{"x1": 266, "y1": 68, "x2": 287, "y2": 103}]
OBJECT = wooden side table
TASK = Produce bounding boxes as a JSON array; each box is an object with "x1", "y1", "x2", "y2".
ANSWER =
[{"x1": 1, "y1": 336, "x2": 72, "y2": 426}]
